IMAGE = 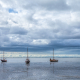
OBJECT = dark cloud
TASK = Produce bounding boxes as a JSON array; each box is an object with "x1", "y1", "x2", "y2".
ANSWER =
[
  {"x1": 68, "y1": 0, "x2": 80, "y2": 11},
  {"x1": 0, "y1": 27, "x2": 28, "y2": 35},
  {"x1": 0, "y1": 39, "x2": 80, "y2": 52},
  {"x1": 0, "y1": 21, "x2": 8, "y2": 25},
  {"x1": 0, "y1": 27, "x2": 10, "y2": 34},
  {"x1": 26, "y1": 12, "x2": 38, "y2": 24},
  {"x1": 23, "y1": 0, "x2": 70, "y2": 11},
  {"x1": 10, "y1": 27, "x2": 28, "y2": 35}
]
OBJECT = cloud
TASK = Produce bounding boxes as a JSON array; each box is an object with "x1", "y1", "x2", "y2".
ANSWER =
[
  {"x1": 0, "y1": 26, "x2": 28, "y2": 35},
  {"x1": 23, "y1": 0, "x2": 70, "y2": 11},
  {"x1": 0, "y1": 0, "x2": 80, "y2": 54},
  {"x1": 9, "y1": 27, "x2": 28, "y2": 35},
  {"x1": 67, "y1": 0, "x2": 80, "y2": 11}
]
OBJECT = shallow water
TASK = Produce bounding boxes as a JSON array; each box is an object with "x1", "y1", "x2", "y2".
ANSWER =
[{"x1": 0, "y1": 58, "x2": 80, "y2": 80}]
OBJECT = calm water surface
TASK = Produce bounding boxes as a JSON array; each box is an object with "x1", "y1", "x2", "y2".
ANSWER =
[{"x1": 0, "y1": 58, "x2": 80, "y2": 80}]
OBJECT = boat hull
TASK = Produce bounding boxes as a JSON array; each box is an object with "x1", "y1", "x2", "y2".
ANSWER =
[
  {"x1": 50, "y1": 59, "x2": 58, "y2": 62},
  {"x1": 1, "y1": 60, "x2": 7, "y2": 62},
  {"x1": 25, "y1": 60, "x2": 30, "y2": 64}
]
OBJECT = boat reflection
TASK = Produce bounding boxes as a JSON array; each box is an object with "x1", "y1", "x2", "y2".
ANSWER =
[
  {"x1": 25, "y1": 62, "x2": 30, "y2": 77},
  {"x1": 1, "y1": 62, "x2": 7, "y2": 72},
  {"x1": 50, "y1": 62, "x2": 54, "y2": 73}
]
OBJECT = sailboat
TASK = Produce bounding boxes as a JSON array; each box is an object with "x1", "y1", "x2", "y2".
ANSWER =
[
  {"x1": 50, "y1": 49, "x2": 58, "y2": 62},
  {"x1": 25, "y1": 48, "x2": 30, "y2": 64},
  {"x1": 1, "y1": 51, "x2": 7, "y2": 62}
]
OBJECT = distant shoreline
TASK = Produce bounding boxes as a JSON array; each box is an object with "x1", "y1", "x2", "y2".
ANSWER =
[{"x1": 0, "y1": 57, "x2": 80, "y2": 58}]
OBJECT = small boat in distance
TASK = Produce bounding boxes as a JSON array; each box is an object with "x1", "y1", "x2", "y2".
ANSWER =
[
  {"x1": 1, "y1": 51, "x2": 7, "y2": 62},
  {"x1": 50, "y1": 49, "x2": 58, "y2": 62},
  {"x1": 25, "y1": 48, "x2": 30, "y2": 64}
]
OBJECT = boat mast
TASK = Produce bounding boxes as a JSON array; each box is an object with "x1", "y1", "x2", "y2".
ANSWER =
[
  {"x1": 27, "y1": 47, "x2": 28, "y2": 59},
  {"x1": 3, "y1": 51, "x2": 4, "y2": 60},
  {"x1": 53, "y1": 49, "x2": 54, "y2": 59}
]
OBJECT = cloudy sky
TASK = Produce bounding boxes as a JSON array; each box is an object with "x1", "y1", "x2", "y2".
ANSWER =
[{"x1": 0, "y1": 0, "x2": 80, "y2": 57}]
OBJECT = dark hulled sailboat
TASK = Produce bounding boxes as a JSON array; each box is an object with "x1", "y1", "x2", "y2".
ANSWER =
[
  {"x1": 25, "y1": 48, "x2": 30, "y2": 64},
  {"x1": 1, "y1": 51, "x2": 7, "y2": 62},
  {"x1": 50, "y1": 49, "x2": 58, "y2": 62}
]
